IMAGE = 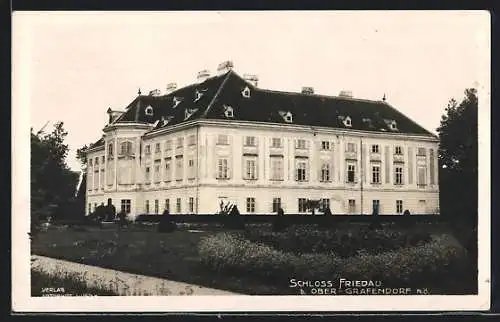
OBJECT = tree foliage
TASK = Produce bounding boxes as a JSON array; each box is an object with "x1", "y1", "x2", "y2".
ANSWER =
[
  {"x1": 31, "y1": 122, "x2": 80, "y2": 227},
  {"x1": 436, "y1": 88, "x2": 478, "y2": 226}
]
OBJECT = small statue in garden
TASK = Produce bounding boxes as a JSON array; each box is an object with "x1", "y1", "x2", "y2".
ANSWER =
[{"x1": 158, "y1": 209, "x2": 176, "y2": 233}]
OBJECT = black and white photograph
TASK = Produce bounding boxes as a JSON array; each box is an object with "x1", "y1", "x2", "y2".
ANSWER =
[{"x1": 12, "y1": 10, "x2": 490, "y2": 312}]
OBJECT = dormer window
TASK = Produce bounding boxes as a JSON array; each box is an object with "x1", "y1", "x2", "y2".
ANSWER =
[
  {"x1": 184, "y1": 108, "x2": 198, "y2": 120},
  {"x1": 161, "y1": 116, "x2": 174, "y2": 126},
  {"x1": 279, "y1": 111, "x2": 293, "y2": 123},
  {"x1": 390, "y1": 121, "x2": 398, "y2": 131},
  {"x1": 343, "y1": 116, "x2": 352, "y2": 127},
  {"x1": 223, "y1": 105, "x2": 234, "y2": 118},
  {"x1": 241, "y1": 86, "x2": 251, "y2": 98},
  {"x1": 145, "y1": 105, "x2": 154, "y2": 116},
  {"x1": 173, "y1": 97, "x2": 182, "y2": 108},
  {"x1": 194, "y1": 89, "x2": 206, "y2": 102}
]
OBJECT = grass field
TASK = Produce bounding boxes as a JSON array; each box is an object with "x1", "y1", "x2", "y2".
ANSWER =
[{"x1": 31, "y1": 223, "x2": 477, "y2": 295}]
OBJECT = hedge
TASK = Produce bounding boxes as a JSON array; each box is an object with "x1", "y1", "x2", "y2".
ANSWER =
[{"x1": 198, "y1": 232, "x2": 467, "y2": 288}]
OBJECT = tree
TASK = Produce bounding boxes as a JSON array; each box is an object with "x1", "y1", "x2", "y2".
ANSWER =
[
  {"x1": 76, "y1": 144, "x2": 90, "y2": 167},
  {"x1": 436, "y1": 88, "x2": 478, "y2": 227},
  {"x1": 31, "y1": 122, "x2": 80, "y2": 230}
]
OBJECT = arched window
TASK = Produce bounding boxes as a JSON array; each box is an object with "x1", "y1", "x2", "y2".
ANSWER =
[
  {"x1": 145, "y1": 105, "x2": 154, "y2": 116},
  {"x1": 108, "y1": 143, "x2": 114, "y2": 157}
]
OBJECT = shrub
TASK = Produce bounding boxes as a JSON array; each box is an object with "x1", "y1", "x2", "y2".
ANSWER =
[{"x1": 198, "y1": 232, "x2": 466, "y2": 289}]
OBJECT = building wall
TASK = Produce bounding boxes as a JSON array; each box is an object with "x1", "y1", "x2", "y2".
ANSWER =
[{"x1": 86, "y1": 121, "x2": 440, "y2": 216}]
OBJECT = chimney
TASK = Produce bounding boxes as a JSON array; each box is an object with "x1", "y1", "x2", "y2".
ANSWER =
[
  {"x1": 166, "y1": 82, "x2": 177, "y2": 93},
  {"x1": 217, "y1": 60, "x2": 234, "y2": 75},
  {"x1": 149, "y1": 89, "x2": 161, "y2": 96},
  {"x1": 301, "y1": 87, "x2": 314, "y2": 95},
  {"x1": 338, "y1": 90, "x2": 353, "y2": 98},
  {"x1": 243, "y1": 74, "x2": 259, "y2": 87},
  {"x1": 196, "y1": 69, "x2": 211, "y2": 83}
]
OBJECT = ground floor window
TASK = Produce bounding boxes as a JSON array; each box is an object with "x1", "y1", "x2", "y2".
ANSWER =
[
  {"x1": 298, "y1": 198, "x2": 307, "y2": 213},
  {"x1": 372, "y1": 200, "x2": 380, "y2": 214},
  {"x1": 165, "y1": 199, "x2": 170, "y2": 212},
  {"x1": 246, "y1": 197, "x2": 256, "y2": 213},
  {"x1": 348, "y1": 199, "x2": 356, "y2": 213},
  {"x1": 145, "y1": 200, "x2": 150, "y2": 214},
  {"x1": 396, "y1": 200, "x2": 403, "y2": 214},
  {"x1": 121, "y1": 199, "x2": 131, "y2": 214},
  {"x1": 189, "y1": 197, "x2": 194, "y2": 213},
  {"x1": 321, "y1": 198, "x2": 330, "y2": 211},
  {"x1": 154, "y1": 199, "x2": 159, "y2": 214},
  {"x1": 88, "y1": 203, "x2": 91, "y2": 214},
  {"x1": 176, "y1": 198, "x2": 181, "y2": 213},
  {"x1": 94, "y1": 203, "x2": 97, "y2": 211},
  {"x1": 272, "y1": 197, "x2": 281, "y2": 213}
]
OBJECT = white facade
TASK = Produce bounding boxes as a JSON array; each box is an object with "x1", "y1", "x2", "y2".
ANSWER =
[{"x1": 86, "y1": 119, "x2": 440, "y2": 216}]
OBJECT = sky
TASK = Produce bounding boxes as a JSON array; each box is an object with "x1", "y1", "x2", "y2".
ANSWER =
[{"x1": 13, "y1": 11, "x2": 490, "y2": 172}]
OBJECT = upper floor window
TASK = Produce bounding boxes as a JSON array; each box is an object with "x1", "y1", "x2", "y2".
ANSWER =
[
  {"x1": 395, "y1": 146, "x2": 403, "y2": 155},
  {"x1": 95, "y1": 157, "x2": 99, "y2": 165},
  {"x1": 176, "y1": 137, "x2": 184, "y2": 148},
  {"x1": 89, "y1": 159, "x2": 93, "y2": 166},
  {"x1": 271, "y1": 138, "x2": 282, "y2": 148},
  {"x1": 145, "y1": 167, "x2": 151, "y2": 182},
  {"x1": 295, "y1": 160, "x2": 308, "y2": 182},
  {"x1": 284, "y1": 112, "x2": 293, "y2": 123},
  {"x1": 417, "y1": 166, "x2": 427, "y2": 186},
  {"x1": 320, "y1": 163, "x2": 330, "y2": 182},
  {"x1": 371, "y1": 144, "x2": 380, "y2": 153},
  {"x1": 144, "y1": 145, "x2": 151, "y2": 155},
  {"x1": 242, "y1": 86, "x2": 251, "y2": 98},
  {"x1": 217, "y1": 134, "x2": 228, "y2": 145},
  {"x1": 165, "y1": 140, "x2": 172, "y2": 151},
  {"x1": 188, "y1": 135, "x2": 196, "y2": 146},
  {"x1": 101, "y1": 156, "x2": 105, "y2": 164},
  {"x1": 347, "y1": 164, "x2": 356, "y2": 183},
  {"x1": 295, "y1": 139, "x2": 307, "y2": 150},
  {"x1": 175, "y1": 156, "x2": 184, "y2": 180},
  {"x1": 270, "y1": 156, "x2": 284, "y2": 181},
  {"x1": 244, "y1": 158, "x2": 257, "y2": 180},
  {"x1": 321, "y1": 141, "x2": 331, "y2": 150},
  {"x1": 245, "y1": 136, "x2": 256, "y2": 147},
  {"x1": 395, "y1": 166, "x2": 403, "y2": 185},
  {"x1": 108, "y1": 143, "x2": 114, "y2": 157},
  {"x1": 217, "y1": 158, "x2": 230, "y2": 179},
  {"x1": 372, "y1": 165, "x2": 380, "y2": 183},
  {"x1": 145, "y1": 105, "x2": 153, "y2": 116},
  {"x1": 120, "y1": 141, "x2": 133, "y2": 155},
  {"x1": 346, "y1": 142, "x2": 356, "y2": 153},
  {"x1": 344, "y1": 116, "x2": 352, "y2": 127},
  {"x1": 417, "y1": 148, "x2": 427, "y2": 156},
  {"x1": 155, "y1": 143, "x2": 161, "y2": 153}
]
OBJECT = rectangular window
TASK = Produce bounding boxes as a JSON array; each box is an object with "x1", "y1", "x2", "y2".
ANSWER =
[
  {"x1": 165, "y1": 199, "x2": 170, "y2": 212},
  {"x1": 347, "y1": 164, "x2": 356, "y2": 183},
  {"x1": 245, "y1": 136, "x2": 256, "y2": 147},
  {"x1": 88, "y1": 203, "x2": 91, "y2": 214},
  {"x1": 154, "y1": 199, "x2": 159, "y2": 214},
  {"x1": 296, "y1": 139, "x2": 307, "y2": 149},
  {"x1": 95, "y1": 157, "x2": 99, "y2": 165},
  {"x1": 108, "y1": 144, "x2": 114, "y2": 157},
  {"x1": 164, "y1": 158, "x2": 172, "y2": 181},
  {"x1": 348, "y1": 199, "x2": 356, "y2": 213},
  {"x1": 429, "y1": 149, "x2": 435, "y2": 184},
  {"x1": 176, "y1": 137, "x2": 184, "y2": 148},
  {"x1": 154, "y1": 162, "x2": 160, "y2": 183},
  {"x1": 120, "y1": 141, "x2": 133, "y2": 155},
  {"x1": 145, "y1": 167, "x2": 151, "y2": 182},
  {"x1": 189, "y1": 197, "x2": 194, "y2": 213},
  {"x1": 121, "y1": 199, "x2": 131, "y2": 214},
  {"x1": 395, "y1": 146, "x2": 403, "y2": 155},
  {"x1": 175, "y1": 156, "x2": 183, "y2": 180},
  {"x1": 372, "y1": 200, "x2": 380, "y2": 214},
  {"x1": 396, "y1": 200, "x2": 403, "y2": 214},
  {"x1": 321, "y1": 198, "x2": 330, "y2": 210},
  {"x1": 320, "y1": 163, "x2": 330, "y2": 182},
  {"x1": 145, "y1": 200, "x2": 150, "y2": 213},
  {"x1": 417, "y1": 167, "x2": 427, "y2": 186},
  {"x1": 176, "y1": 198, "x2": 181, "y2": 213},
  {"x1": 155, "y1": 143, "x2": 161, "y2": 153},
  {"x1": 271, "y1": 138, "x2": 282, "y2": 148},
  {"x1": 417, "y1": 148, "x2": 426, "y2": 156},
  {"x1": 188, "y1": 159, "x2": 195, "y2": 179},
  {"x1": 165, "y1": 140, "x2": 172, "y2": 151},
  {"x1": 347, "y1": 143, "x2": 356, "y2": 152},
  {"x1": 145, "y1": 145, "x2": 151, "y2": 155},
  {"x1": 245, "y1": 158, "x2": 257, "y2": 180},
  {"x1": 321, "y1": 141, "x2": 330, "y2": 150},
  {"x1": 296, "y1": 160, "x2": 308, "y2": 182},
  {"x1": 272, "y1": 198, "x2": 281, "y2": 213},
  {"x1": 89, "y1": 159, "x2": 93, "y2": 166},
  {"x1": 246, "y1": 197, "x2": 256, "y2": 213},
  {"x1": 371, "y1": 144, "x2": 379, "y2": 153},
  {"x1": 217, "y1": 134, "x2": 228, "y2": 145},
  {"x1": 395, "y1": 166, "x2": 403, "y2": 185},
  {"x1": 100, "y1": 169, "x2": 105, "y2": 188},
  {"x1": 188, "y1": 135, "x2": 196, "y2": 146},
  {"x1": 101, "y1": 156, "x2": 105, "y2": 164},
  {"x1": 94, "y1": 203, "x2": 97, "y2": 211},
  {"x1": 270, "y1": 156, "x2": 284, "y2": 180},
  {"x1": 217, "y1": 158, "x2": 229, "y2": 179},
  {"x1": 298, "y1": 198, "x2": 308, "y2": 213},
  {"x1": 372, "y1": 165, "x2": 380, "y2": 183}
]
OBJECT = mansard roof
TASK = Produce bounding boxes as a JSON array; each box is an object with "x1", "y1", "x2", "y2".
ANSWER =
[{"x1": 112, "y1": 70, "x2": 434, "y2": 136}]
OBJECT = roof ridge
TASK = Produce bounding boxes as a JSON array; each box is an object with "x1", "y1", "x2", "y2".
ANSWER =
[
  {"x1": 201, "y1": 70, "x2": 234, "y2": 118},
  {"x1": 257, "y1": 87, "x2": 384, "y2": 105}
]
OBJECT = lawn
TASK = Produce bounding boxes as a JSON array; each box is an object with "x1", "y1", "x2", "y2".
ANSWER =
[{"x1": 31, "y1": 222, "x2": 477, "y2": 295}]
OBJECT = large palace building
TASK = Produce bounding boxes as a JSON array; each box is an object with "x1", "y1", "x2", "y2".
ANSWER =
[{"x1": 85, "y1": 61, "x2": 439, "y2": 216}]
